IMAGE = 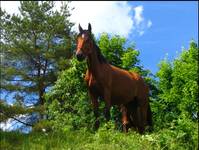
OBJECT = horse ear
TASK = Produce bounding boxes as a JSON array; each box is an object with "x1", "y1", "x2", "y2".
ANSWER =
[
  {"x1": 79, "y1": 24, "x2": 83, "y2": 33},
  {"x1": 88, "y1": 23, "x2": 92, "y2": 33}
]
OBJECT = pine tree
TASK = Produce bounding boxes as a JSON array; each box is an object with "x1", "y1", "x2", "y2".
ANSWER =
[{"x1": 0, "y1": 1, "x2": 75, "y2": 124}]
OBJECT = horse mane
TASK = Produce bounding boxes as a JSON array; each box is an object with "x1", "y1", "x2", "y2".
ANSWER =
[
  {"x1": 93, "y1": 40, "x2": 108, "y2": 64},
  {"x1": 94, "y1": 44, "x2": 107, "y2": 64}
]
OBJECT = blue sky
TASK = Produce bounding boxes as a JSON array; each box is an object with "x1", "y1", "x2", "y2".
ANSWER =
[
  {"x1": 2, "y1": 1, "x2": 198, "y2": 74},
  {"x1": 70, "y1": 1, "x2": 198, "y2": 74},
  {"x1": 128, "y1": 1, "x2": 198, "y2": 74}
]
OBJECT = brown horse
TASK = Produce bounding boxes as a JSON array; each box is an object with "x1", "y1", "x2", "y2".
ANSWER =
[{"x1": 75, "y1": 23, "x2": 152, "y2": 133}]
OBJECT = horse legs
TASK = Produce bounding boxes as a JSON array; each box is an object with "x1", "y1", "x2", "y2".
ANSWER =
[
  {"x1": 103, "y1": 88, "x2": 111, "y2": 121},
  {"x1": 120, "y1": 105, "x2": 129, "y2": 133},
  {"x1": 128, "y1": 107, "x2": 138, "y2": 131},
  {"x1": 147, "y1": 102, "x2": 153, "y2": 131},
  {"x1": 134, "y1": 106, "x2": 145, "y2": 134},
  {"x1": 127, "y1": 104, "x2": 143, "y2": 133},
  {"x1": 127, "y1": 98, "x2": 145, "y2": 134},
  {"x1": 147, "y1": 104, "x2": 152, "y2": 126},
  {"x1": 125, "y1": 101, "x2": 137, "y2": 131},
  {"x1": 89, "y1": 89, "x2": 99, "y2": 129},
  {"x1": 136, "y1": 100, "x2": 150, "y2": 134}
]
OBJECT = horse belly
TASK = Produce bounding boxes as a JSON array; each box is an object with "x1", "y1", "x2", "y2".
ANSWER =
[
  {"x1": 111, "y1": 95, "x2": 130, "y2": 105},
  {"x1": 110, "y1": 71, "x2": 138, "y2": 105},
  {"x1": 111, "y1": 82, "x2": 136, "y2": 105}
]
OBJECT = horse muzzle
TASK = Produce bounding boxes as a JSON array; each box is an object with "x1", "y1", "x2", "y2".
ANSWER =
[{"x1": 76, "y1": 51, "x2": 86, "y2": 61}]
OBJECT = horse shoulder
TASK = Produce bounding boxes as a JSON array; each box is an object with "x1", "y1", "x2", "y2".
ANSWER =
[{"x1": 100, "y1": 64, "x2": 112, "y2": 87}]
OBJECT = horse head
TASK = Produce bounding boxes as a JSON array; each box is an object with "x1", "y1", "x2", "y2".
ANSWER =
[{"x1": 75, "y1": 23, "x2": 93, "y2": 61}]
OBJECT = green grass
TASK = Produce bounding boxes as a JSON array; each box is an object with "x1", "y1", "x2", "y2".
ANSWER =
[{"x1": 0, "y1": 128, "x2": 198, "y2": 150}]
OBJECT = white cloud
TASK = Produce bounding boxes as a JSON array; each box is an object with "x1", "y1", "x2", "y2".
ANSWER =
[
  {"x1": 139, "y1": 31, "x2": 145, "y2": 36},
  {"x1": 69, "y1": 1, "x2": 133, "y2": 37},
  {"x1": 134, "y1": 5, "x2": 144, "y2": 26},
  {"x1": 1, "y1": 1, "x2": 152, "y2": 37},
  {"x1": 147, "y1": 20, "x2": 152, "y2": 28},
  {"x1": 133, "y1": 5, "x2": 152, "y2": 36}
]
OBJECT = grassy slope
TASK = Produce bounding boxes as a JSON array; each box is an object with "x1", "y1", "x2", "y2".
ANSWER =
[{"x1": 1, "y1": 127, "x2": 198, "y2": 150}]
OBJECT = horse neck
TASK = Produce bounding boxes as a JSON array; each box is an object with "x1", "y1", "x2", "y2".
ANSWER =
[{"x1": 87, "y1": 44, "x2": 101, "y2": 78}]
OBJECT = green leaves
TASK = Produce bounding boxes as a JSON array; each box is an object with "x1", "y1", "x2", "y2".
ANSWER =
[
  {"x1": 121, "y1": 48, "x2": 140, "y2": 70},
  {"x1": 157, "y1": 59, "x2": 173, "y2": 93},
  {"x1": 155, "y1": 40, "x2": 198, "y2": 129},
  {"x1": 1, "y1": 1, "x2": 74, "y2": 107},
  {"x1": 98, "y1": 33, "x2": 142, "y2": 71},
  {"x1": 45, "y1": 58, "x2": 94, "y2": 130},
  {"x1": 98, "y1": 33, "x2": 126, "y2": 67}
]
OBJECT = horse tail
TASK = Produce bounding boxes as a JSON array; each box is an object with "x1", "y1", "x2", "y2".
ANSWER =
[{"x1": 147, "y1": 102, "x2": 153, "y2": 127}]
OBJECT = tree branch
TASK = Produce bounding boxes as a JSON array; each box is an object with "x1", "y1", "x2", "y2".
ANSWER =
[{"x1": 0, "y1": 110, "x2": 33, "y2": 127}]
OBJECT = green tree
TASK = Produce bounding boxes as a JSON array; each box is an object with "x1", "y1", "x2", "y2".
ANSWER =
[
  {"x1": 155, "y1": 40, "x2": 198, "y2": 128},
  {"x1": 98, "y1": 33, "x2": 126, "y2": 67},
  {"x1": 0, "y1": 1, "x2": 75, "y2": 128},
  {"x1": 1, "y1": 1, "x2": 74, "y2": 108},
  {"x1": 171, "y1": 41, "x2": 198, "y2": 119},
  {"x1": 45, "y1": 58, "x2": 95, "y2": 131},
  {"x1": 152, "y1": 41, "x2": 199, "y2": 149}
]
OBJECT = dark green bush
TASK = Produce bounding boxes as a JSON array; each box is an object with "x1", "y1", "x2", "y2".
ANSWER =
[{"x1": 32, "y1": 120, "x2": 54, "y2": 133}]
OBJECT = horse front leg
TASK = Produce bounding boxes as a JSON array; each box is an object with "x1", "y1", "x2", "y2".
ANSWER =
[
  {"x1": 89, "y1": 90, "x2": 99, "y2": 130},
  {"x1": 104, "y1": 88, "x2": 111, "y2": 121}
]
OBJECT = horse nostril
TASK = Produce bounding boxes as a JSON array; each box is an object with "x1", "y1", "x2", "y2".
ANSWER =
[
  {"x1": 76, "y1": 53, "x2": 81, "y2": 58},
  {"x1": 76, "y1": 52, "x2": 85, "y2": 61}
]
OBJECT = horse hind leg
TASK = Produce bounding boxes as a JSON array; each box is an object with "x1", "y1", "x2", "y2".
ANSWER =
[
  {"x1": 129, "y1": 97, "x2": 146, "y2": 133},
  {"x1": 131, "y1": 97, "x2": 147, "y2": 134},
  {"x1": 126, "y1": 100, "x2": 138, "y2": 132},
  {"x1": 147, "y1": 102, "x2": 153, "y2": 131},
  {"x1": 135, "y1": 106, "x2": 145, "y2": 134},
  {"x1": 127, "y1": 110, "x2": 136, "y2": 131},
  {"x1": 89, "y1": 89, "x2": 100, "y2": 130}
]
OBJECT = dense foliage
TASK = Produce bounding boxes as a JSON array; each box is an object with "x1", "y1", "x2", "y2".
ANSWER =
[
  {"x1": 44, "y1": 58, "x2": 94, "y2": 131},
  {"x1": 154, "y1": 41, "x2": 198, "y2": 128},
  {"x1": 149, "y1": 41, "x2": 198, "y2": 149}
]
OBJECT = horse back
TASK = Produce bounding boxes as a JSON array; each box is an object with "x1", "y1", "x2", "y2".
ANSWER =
[{"x1": 110, "y1": 65, "x2": 149, "y2": 105}]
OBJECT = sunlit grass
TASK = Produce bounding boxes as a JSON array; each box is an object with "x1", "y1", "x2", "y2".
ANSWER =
[{"x1": 0, "y1": 127, "x2": 198, "y2": 150}]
